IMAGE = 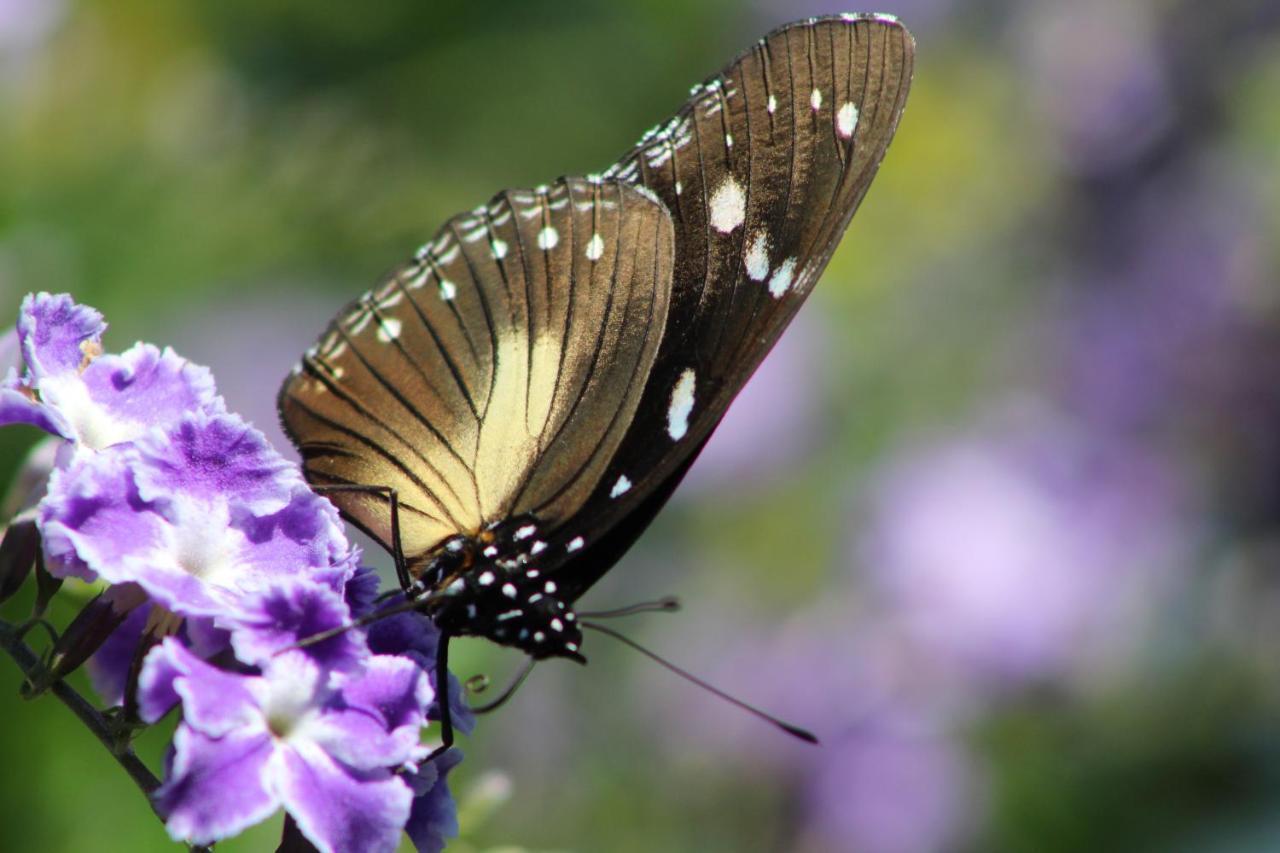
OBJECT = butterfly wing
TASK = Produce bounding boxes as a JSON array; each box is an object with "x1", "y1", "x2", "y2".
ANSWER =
[
  {"x1": 278, "y1": 177, "x2": 675, "y2": 562},
  {"x1": 543, "y1": 15, "x2": 915, "y2": 597}
]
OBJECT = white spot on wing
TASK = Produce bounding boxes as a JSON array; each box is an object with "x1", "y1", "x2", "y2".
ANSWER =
[
  {"x1": 514, "y1": 524, "x2": 535, "y2": 540},
  {"x1": 767, "y1": 94, "x2": 777, "y2": 114},
  {"x1": 810, "y1": 88, "x2": 823, "y2": 111},
  {"x1": 745, "y1": 230, "x2": 770, "y2": 281},
  {"x1": 768, "y1": 257, "x2": 797, "y2": 298},
  {"x1": 478, "y1": 571, "x2": 495, "y2": 586},
  {"x1": 586, "y1": 233, "x2": 604, "y2": 261},
  {"x1": 537, "y1": 226, "x2": 559, "y2": 250},
  {"x1": 666, "y1": 369, "x2": 696, "y2": 440},
  {"x1": 491, "y1": 238, "x2": 508, "y2": 259},
  {"x1": 376, "y1": 317, "x2": 402, "y2": 343},
  {"x1": 708, "y1": 176, "x2": 745, "y2": 234},
  {"x1": 439, "y1": 280, "x2": 457, "y2": 301},
  {"x1": 610, "y1": 475, "x2": 632, "y2": 498},
  {"x1": 567, "y1": 536, "x2": 584, "y2": 552},
  {"x1": 837, "y1": 102, "x2": 859, "y2": 138},
  {"x1": 502, "y1": 583, "x2": 517, "y2": 598}
]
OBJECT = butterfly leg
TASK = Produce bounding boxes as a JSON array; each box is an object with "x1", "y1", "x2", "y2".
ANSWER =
[
  {"x1": 427, "y1": 630, "x2": 455, "y2": 760},
  {"x1": 310, "y1": 483, "x2": 411, "y2": 591}
]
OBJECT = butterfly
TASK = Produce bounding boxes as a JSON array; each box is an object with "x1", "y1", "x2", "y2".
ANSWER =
[{"x1": 278, "y1": 13, "x2": 913, "y2": 742}]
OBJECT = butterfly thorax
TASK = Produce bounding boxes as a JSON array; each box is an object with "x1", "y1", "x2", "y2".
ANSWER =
[{"x1": 411, "y1": 517, "x2": 586, "y2": 662}]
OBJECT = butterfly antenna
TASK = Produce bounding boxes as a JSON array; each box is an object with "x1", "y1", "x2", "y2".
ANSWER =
[
  {"x1": 578, "y1": 596, "x2": 681, "y2": 619},
  {"x1": 468, "y1": 657, "x2": 537, "y2": 714},
  {"x1": 580, "y1": 620, "x2": 818, "y2": 745}
]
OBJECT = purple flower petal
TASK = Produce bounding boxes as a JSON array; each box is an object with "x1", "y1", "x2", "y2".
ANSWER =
[
  {"x1": 0, "y1": 386, "x2": 74, "y2": 438},
  {"x1": 367, "y1": 612, "x2": 475, "y2": 735},
  {"x1": 38, "y1": 343, "x2": 223, "y2": 451},
  {"x1": 138, "y1": 640, "x2": 260, "y2": 734},
  {"x1": 405, "y1": 749, "x2": 463, "y2": 853},
  {"x1": 16, "y1": 292, "x2": 105, "y2": 380},
  {"x1": 2, "y1": 295, "x2": 224, "y2": 449},
  {"x1": 225, "y1": 579, "x2": 366, "y2": 670},
  {"x1": 345, "y1": 565, "x2": 382, "y2": 618},
  {"x1": 39, "y1": 411, "x2": 356, "y2": 615},
  {"x1": 131, "y1": 412, "x2": 294, "y2": 513},
  {"x1": 155, "y1": 725, "x2": 278, "y2": 847},
  {"x1": 321, "y1": 655, "x2": 430, "y2": 768},
  {"x1": 87, "y1": 602, "x2": 153, "y2": 706},
  {"x1": 38, "y1": 449, "x2": 146, "y2": 583},
  {"x1": 275, "y1": 743, "x2": 412, "y2": 853}
]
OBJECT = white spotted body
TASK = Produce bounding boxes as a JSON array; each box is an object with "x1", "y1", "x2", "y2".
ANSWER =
[{"x1": 419, "y1": 519, "x2": 586, "y2": 662}]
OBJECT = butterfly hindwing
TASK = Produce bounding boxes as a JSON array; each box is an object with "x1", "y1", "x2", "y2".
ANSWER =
[
  {"x1": 278, "y1": 177, "x2": 675, "y2": 563},
  {"x1": 543, "y1": 15, "x2": 914, "y2": 597}
]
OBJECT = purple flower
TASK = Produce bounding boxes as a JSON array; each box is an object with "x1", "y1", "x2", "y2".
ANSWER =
[
  {"x1": 3, "y1": 291, "x2": 468, "y2": 849},
  {"x1": 405, "y1": 749, "x2": 463, "y2": 853},
  {"x1": 225, "y1": 579, "x2": 368, "y2": 671},
  {"x1": 860, "y1": 405, "x2": 1193, "y2": 687},
  {"x1": 366, "y1": 605, "x2": 476, "y2": 736},
  {"x1": 1, "y1": 293, "x2": 222, "y2": 452},
  {"x1": 139, "y1": 639, "x2": 428, "y2": 852},
  {"x1": 38, "y1": 410, "x2": 353, "y2": 606},
  {"x1": 803, "y1": 711, "x2": 977, "y2": 853},
  {"x1": 1015, "y1": 3, "x2": 1175, "y2": 175}
]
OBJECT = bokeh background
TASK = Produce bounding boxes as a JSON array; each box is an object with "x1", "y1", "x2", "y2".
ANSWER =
[{"x1": 3, "y1": 1, "x2": 1280, "y2": 850}]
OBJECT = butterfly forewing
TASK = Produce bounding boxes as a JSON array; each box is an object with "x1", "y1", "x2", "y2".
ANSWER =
[
  {"x1": 279, "y1": 177, "x2": 675, "y2": 563},
  {"x1": 546, "y1": 15, "x2": 914, "y2": 596}
]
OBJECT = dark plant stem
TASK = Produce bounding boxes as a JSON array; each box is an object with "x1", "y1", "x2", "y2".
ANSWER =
[
  {"x1": 0, "y1": 616, "x2": 211, "y2": 851},
  {"x1": 0, "y1": 617, "x2": 159, "y2": 795}
]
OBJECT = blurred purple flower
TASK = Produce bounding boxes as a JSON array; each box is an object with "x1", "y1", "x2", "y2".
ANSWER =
[
  {"x1": 802, "y1": 710, "x2": 977, "y2": 853},
  {"x1": 1054, "y1": 171, "x2": 1266, "y2": 435},
  {"x1": 860, "y1": 404, "x2": 1194, "y2": 687},
  {"x1": 139, "y1": 640, "x2": 429, "y2": 852},
  {"x1": 645, "y1": 600, "x2": 980, "y2": 852},
  {"x1": 0, "y1": 0, "x2": 64, "y2": 58},
  {"x1": 1015, "y1": 3, "x2": 1175, "y2": 175}
]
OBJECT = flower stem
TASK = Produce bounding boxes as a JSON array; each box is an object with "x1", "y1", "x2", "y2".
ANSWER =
[{"x1": 0, "y1": 617, "x2": 162, "y2": 805}]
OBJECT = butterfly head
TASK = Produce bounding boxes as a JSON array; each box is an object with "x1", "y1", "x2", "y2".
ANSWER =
[{"x1": 423, "y1": 521, "x2": 586, "y2": 663}]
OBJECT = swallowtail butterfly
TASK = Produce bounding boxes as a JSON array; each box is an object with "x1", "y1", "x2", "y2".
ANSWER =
[{"x1": 279, "y1": 13, "x2": 913, "y2": 738}]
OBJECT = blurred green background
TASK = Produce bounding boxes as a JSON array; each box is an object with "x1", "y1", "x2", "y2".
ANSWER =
[{"x1": 3, "y1": 1, "x2": 1280, "y2": 850}]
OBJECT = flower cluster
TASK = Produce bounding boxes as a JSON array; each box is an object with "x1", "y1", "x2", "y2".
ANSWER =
[{"x1": 1, "y1": 293, "x2": 462, "y2": 852}]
